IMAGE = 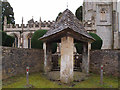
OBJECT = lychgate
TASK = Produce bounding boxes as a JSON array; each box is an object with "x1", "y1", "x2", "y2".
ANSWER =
[{"x1": 39, "y1": 9, "x2": 95, "y2": 83}]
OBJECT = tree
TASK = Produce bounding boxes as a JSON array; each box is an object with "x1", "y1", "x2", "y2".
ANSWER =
[
  {"x1": 75, "y1": 6, "x2": 83, "y2": 21},
  {"x1": 2, "y1": 0, "x2": 15, "y2": 30}
]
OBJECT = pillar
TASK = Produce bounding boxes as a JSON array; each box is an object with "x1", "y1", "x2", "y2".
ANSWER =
[
  {"x1": 82, "y1": 42, "x2": 89, "y2": 75},
  {"x1": 43, "y1": 42, "x2": 52, "y2": 74},
  {"x1": 87, "y1": 42, "x2": 91, "y2": 74},
  {"x1": 60, "y1": 36, "x2": 74, "y2": 83}
]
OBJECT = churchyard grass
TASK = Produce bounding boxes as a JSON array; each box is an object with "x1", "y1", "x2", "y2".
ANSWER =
[{"x1": 2, "y1": 72, "x2": 118, "y2": 88}]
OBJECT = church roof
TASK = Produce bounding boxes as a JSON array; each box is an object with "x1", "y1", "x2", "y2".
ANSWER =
[{"x1": 40, "y1": 9, "x2": 94, "y2": 42}]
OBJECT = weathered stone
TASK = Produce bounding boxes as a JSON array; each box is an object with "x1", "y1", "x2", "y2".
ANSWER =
[
  {"x1": 90, "y1": 50, "x2": 120, "y2": 76},
  {"x1": 83, "y1": 1, "x2": 120, "y2": 49},
  {"x1": 43, "y1": 43, "x2": 52, "y2": 74},
  {"x1": 60, "y1": 36, "x2": 74, "y2": 83},
  {"x1": 82, "y1": 43, "x2": 89, "y2": 74},
  {"x1": 52, "y1": 49, "x2": 120, "y2": 76},
  {"x1": 2, "y1": 47, "x2": 44, "y2": 79},
  {"x1": 47, "y1": 71, "x2": 86, "y2": 82}
]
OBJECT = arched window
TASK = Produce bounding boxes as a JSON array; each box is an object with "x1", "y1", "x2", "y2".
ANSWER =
[
  {"x1": 27, "y1": 33, "x2": 33, "y2": 49},
  {"x1": 28, "y1": 38, "x2": 31, "y2": 49},
  {"x1": 14, "y1": 36, "x2": 18, "y2": 48},
  {"x1": 100, "y1": 8, "x2": 106, "y2": 21},
  {"x1": 10, "y1": 33, "x2": 18, "y2": 48}
]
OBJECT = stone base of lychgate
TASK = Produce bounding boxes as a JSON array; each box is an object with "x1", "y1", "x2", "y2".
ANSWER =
[{"x1": 48, "y1": 71, "x2": 87, "y2": 82}]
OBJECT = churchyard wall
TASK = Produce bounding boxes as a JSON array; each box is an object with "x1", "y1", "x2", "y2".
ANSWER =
[
  {"x1": 2, "y1": 47, "x2": 44, "y2": 79},
  {"x1": 90, "y1": 49, "x2": 120, "y2": 76},
  {"x1": 2, "y1": 47, "x2": 119, "y2": 79}
]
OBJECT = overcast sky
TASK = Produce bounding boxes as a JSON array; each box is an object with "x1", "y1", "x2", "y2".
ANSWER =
[{"x1": 7, "y1": 0, "x2": 83, "y2": 24}]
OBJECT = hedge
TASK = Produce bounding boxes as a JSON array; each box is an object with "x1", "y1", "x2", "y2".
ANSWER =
[
  {"x1": 1, "y1": 31, "x2": 7, "y2": 46},
  {"x1": 75, "y1": 43, "x2": 83, "y2": 54},
  {"x1": 31, "y1": 30, "x2": 57, "y2": 53},
  {"x1": 4, "y1": 35, "x2": 15, "y2": 47},
  {"x1": 31, "y1": 30, "x2": 48, "y2": 49},
  {"x1": 75, "y1": 33, "x2": 103, "y2": 54},
  {"x1": 0, "y1": 30, "x2": 15, "y2": 47},
  {"x1": 89, "y1": 32, "x2": 103, "y2": 50}
]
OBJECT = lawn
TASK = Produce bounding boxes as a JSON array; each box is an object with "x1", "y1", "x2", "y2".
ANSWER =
[{"x1": 2, "y1": 72, "x2": 118, "y2": 88}]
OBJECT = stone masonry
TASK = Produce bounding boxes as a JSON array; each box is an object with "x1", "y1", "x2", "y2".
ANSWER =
[
  {"x1": 60, "y1": 36, "x2": 74, "y2": 83},
  {"x1": 83, "y1": 1, "x2": 120, "y2": 49},
  {"x1": 52, "y1": 49, "x2": 120, "y2": 76},
  {"x1": 2, "y1": 47, "x2": 44, "y2": 79},
  {"x1": 3, "y1": 16, "x2": 55, "y2": 49},
  {"x1": 90, "y1": 49, "x2": 120, "y2": 76}
]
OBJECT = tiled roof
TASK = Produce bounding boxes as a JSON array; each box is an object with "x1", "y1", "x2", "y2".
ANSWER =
[{"x1": 40, "y1": 9, "x2": 94, "y2": 41}]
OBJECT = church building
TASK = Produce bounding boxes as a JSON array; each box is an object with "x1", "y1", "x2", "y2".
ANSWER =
[
  {"x1": 3, "y1": 0, "x2": 120, "y2": 49},
  {"x1": 83, "y1": 0, "x2": 120, "y2": 49},
  {"x1": 3, "y1": 16, "x2": 55, "y2": 48}
]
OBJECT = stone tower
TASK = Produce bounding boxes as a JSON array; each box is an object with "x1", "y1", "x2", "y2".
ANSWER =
[{"x1": 83, "y1": 0, "x2": 120, "y2": 49}]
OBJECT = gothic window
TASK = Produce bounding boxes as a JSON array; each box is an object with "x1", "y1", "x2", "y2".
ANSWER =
[
  {"x1": 28, "y1": 38, "x2": 31, "y2": 49},
  {"x1": 12, "y1": 34, "x2": 18, "y2": 48},
  {"x1": 27, "y1": 33, "x2": 33, "y2": 49},
  {"x1": 100, "y1": 8, "x2": 106, "y2": 21}
]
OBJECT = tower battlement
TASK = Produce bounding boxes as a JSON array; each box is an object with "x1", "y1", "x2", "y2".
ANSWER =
[
  {"x1": 5, "y1": 20, "x2": 55, "y2": 30},
  {"x1": 4, "y1": 16, "x2": 55, "y2": 31}
]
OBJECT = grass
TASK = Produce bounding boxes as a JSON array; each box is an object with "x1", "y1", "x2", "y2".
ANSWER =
[{"x1": 2, "y1": 72, "x2": 118, "y2": 88}]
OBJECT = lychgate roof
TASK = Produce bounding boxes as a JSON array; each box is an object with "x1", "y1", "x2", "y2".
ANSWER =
[{"x1": 40, "y1": 9, "x2": 94, "y2": 42}]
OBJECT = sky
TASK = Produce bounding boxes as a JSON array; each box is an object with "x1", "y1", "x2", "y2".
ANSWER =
[{"x1": 7, "y1": 0, "x2": 83, "y2": 24}]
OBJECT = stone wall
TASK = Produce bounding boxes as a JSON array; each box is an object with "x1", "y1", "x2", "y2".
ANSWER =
[
  {"x1": 90, "y1": 50, "x2": 120, "y2": 76},
  {"x1": 2, "y1": 47, "x2": 119, "y2": 79},
  {"x1": 2, "y1": 47, "x2": 44, "y2": 79},
  {"x1": 51, "y1": 50, "x2": 119, "y2": 76}
]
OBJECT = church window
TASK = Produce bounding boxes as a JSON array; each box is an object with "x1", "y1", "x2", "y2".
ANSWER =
[
  {"x1": 27, "y1": 33, "x2": 33, "y2": 49},
  {"x1": 100, "y1": 8, "x2": 106, "y2": 21},
  {"x1": 13, "y1": 34, "x2": 18, "y2": 48},
  {"x1": 28, "y1": 38, "x2": 31, "y2": 49}
]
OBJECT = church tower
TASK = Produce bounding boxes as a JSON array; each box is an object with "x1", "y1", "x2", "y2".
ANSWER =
[{"x1": 83, "y1": 0, "x2": 119, "y2": 49}]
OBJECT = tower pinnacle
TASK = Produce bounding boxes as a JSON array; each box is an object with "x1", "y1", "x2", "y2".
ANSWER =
[
  {"x1": 39, "y1": 17, "x2": 42, "y2": 29},
  {"x1": 4, "y1": 16, "x2": 7, "y2": 31}
]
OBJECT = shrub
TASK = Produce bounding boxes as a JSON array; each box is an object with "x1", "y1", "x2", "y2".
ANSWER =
[
  {"x1": 75, "y1": 43, "x2": 83, "y2": 54},
  {"x1": 0, "y1": 30, "x2": 15, "y2": 47},
  {"x1": 31, "y1": 30, "x2": 57, "y2": 53},
  {"x1": 75, "y1": 33, "x2": 103, "y2": 54},
  {"x1": 89, "y1": 33, "x2": 103, "y2": 50},
  {"x1": 31, "y1": 30, "x2": 48, "y2": 49},
  {"x1": 51, "y1": 43, "x2": 57, "y2": 54},
  {"x1": 0, "y1": 31, "x2": 7, "y2": 46},
  {"x1": 4, "y1": 35, "x2": 15, "y2": 47}
]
